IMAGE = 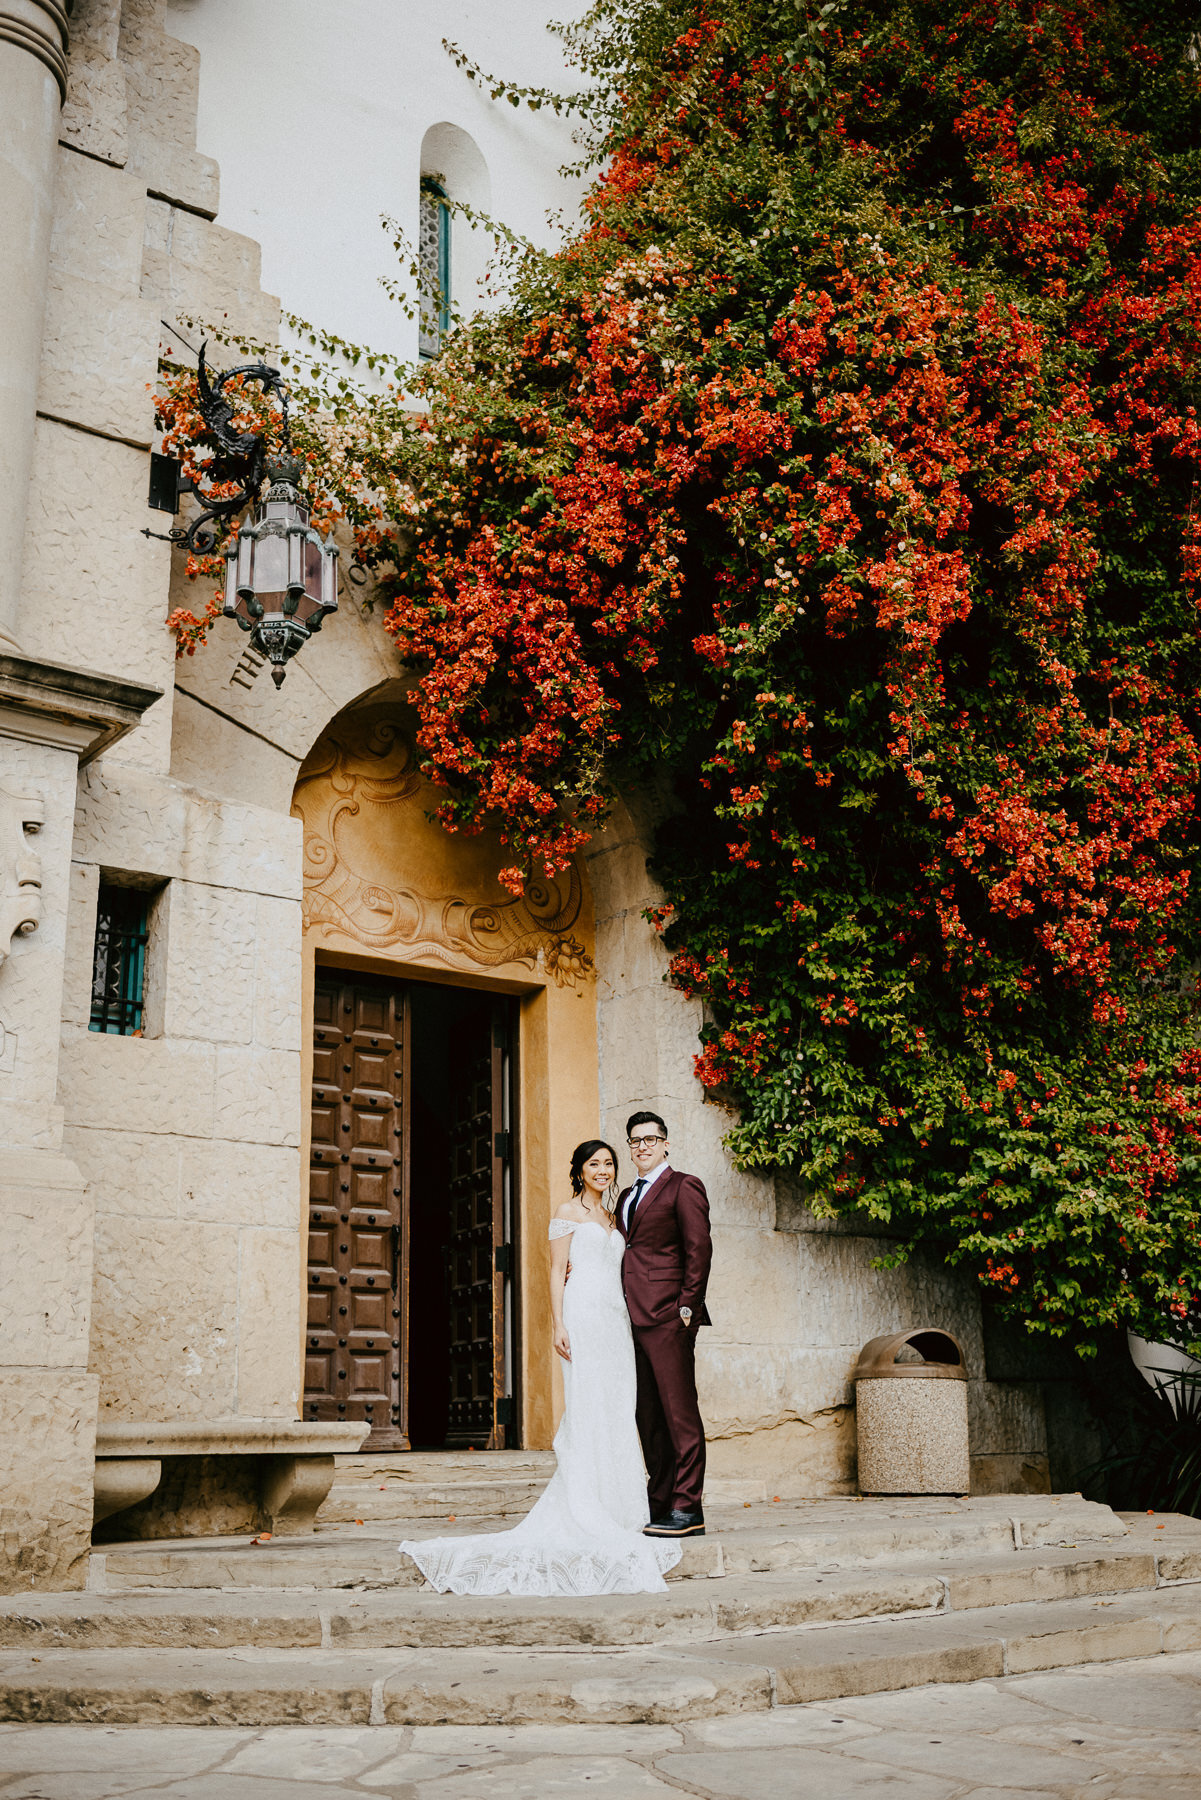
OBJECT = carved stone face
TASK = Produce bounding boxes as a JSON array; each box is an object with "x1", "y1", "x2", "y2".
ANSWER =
[{"x1": 0, "y1": 788, "x2": 43, "y2": 968}]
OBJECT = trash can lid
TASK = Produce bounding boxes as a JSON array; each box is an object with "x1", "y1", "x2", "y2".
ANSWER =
[{"x1": 853, "y1": 1329, "x2": 968, "y2": 1380}]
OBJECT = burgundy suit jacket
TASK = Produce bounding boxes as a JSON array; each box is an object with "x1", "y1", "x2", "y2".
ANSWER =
[{"x1": 617, "y1": 1166, "x2": 713, "y2": 1330}]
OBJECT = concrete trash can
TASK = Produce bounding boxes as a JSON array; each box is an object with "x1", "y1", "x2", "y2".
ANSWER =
[{"x1": 853, "y1": 1329, "x2": 970, "y2": 1496}]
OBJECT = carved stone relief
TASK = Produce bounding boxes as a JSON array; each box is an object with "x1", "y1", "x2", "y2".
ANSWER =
[
  {"x1": 291, "y1": 710, "x2": 593, "y2": 987},
  {"x1": 0, "y1": 788, "x2": 44, "y2": 971}
]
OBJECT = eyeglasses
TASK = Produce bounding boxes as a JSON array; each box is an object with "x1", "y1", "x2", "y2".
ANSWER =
[{"x1": 627, "y1": 1134, "x2": 666, "y2": 1148}]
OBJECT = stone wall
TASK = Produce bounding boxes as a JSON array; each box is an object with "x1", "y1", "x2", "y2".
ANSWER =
[
  {"x1": 13, "y1": 0, "x2": 310, "y2": 1445},
  {"x1": 63, "y1": 764, "x2": 305, "y2": 1424},
  {"x1": 585, "y1": 793, "x2": 1053, "y2": 1498}
]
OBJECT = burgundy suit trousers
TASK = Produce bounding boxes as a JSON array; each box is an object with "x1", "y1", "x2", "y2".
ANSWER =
[{"x1": 633, "y1": 1320, "x2": 706, "y2": 1515}]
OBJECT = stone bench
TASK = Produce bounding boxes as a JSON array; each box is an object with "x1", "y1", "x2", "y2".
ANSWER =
[{"x1": 93, "y1": 1419, "x2": 370, "y2": 1540}]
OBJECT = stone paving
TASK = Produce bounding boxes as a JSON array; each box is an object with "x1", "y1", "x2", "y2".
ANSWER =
[{"x1": 1, "y1": 1650, "x2": 1200, "y2": 1798}]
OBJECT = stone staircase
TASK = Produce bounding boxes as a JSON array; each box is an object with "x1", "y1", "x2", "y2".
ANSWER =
[
  {"x1": 1, "y1": 1482, "x2": 1199, "y2": 1726},
  {"x1": 318, "y1": 1450, "x2": 767, "y2": 1520}
]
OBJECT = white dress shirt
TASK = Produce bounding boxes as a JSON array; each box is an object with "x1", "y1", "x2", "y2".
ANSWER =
[{"x1": 623, "y1": 1157, "x2": 670, "y2": 1233}]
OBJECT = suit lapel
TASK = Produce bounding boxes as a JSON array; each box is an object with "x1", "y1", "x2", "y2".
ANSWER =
[
  {"x1": 616, "y1": 1185, "x2": 632, "y2": 1240},
  {"x1": 628, "y1": 1166, "x2": 674, "y2": 1239}
]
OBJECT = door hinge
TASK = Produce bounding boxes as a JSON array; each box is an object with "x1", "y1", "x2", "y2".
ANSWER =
[
  {"x1": 494, "y1": 1129, "x2": 511, "y2": 1161},
  {"x1": 494, "y1": 1242, "x2": 513, "y2": 1277},
  {"x1": 496, "y1": 1396, "x2": 515, "y2": 1427}
]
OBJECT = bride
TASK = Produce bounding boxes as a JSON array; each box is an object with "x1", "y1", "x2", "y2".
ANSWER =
[{"x1": 398, "y1": 1139, "x2": 683, "y2": 1596}]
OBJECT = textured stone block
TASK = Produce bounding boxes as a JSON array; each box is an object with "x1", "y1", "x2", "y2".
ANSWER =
[
  {"x1": 92, "y1": 1217, "x2": 238, "y2": 1421},
  {"x1": 168, "y1": 687, "x2": 303, "y2": 817},
  {"x1": 970, "y1": 1452, "x2": 1052, "y2": 1497},
  {"x1": 50, "y1": 153, "x2": 144, "y2": 291},
  {"x1": 60, "y1": 9, "x2": 129, "y2": 169},
  {"x1": 213, "y1": 1046, "x2": 301, "y2": 1146},
  {"x1": 706, "y1": 1411, "x2": 857, "y2": 1498},
  {"x1": 19, "y1": 420, "x2": 174, "y2": 774},
  {"x1": 0, "y1": 1370, "x2": 99, "y2": 1593},
  {"x1": 37, "y1": 268, "x2": 159, "y2": 445},
  {"x1": 58, "y1": 1029, "x2": 216, "y2": 1138},
  {"x1": 967, "y1": 1378, "x2": 1048, "y2": 1459},
  {"x1": 703, "y1": 1229, "x2": 802, "y2": 1348},
  {"x1": 74, "y1": 763, "x2": 302, "y2": 899},
  {"x1": 141, "y1": 244, "x2": 279, "y2": 344},
  {"x1": 1002, "y1": 1612, "x2": 1163, "y2": 1673},
  {"x1": 945, "y1": 1553, "x2": 1156, "y2": 1611},
  {"x1": 0, "y1": 1150, "x2": 93, "y2": 1368},
  {"x1": 120, "y1": 3, "x2": 219, "y2": 216},
  {"x1": 161, "y1": 880, "x2": 256, "y2": 1045},
  {"x1": 253, "y1": 894, "x2": 302, "y2": 1050},
  {"x1": 143, "y1": 200, "x2": 264, "y2": 291},
  {"x1": 177, "y1": 1138, "x2": 299, "y2": 1228},
  {"x1": 62, "y1": 1124, "x2": 180, "y2": 1221},
  {"x1": 236, "y1": 1228, "x2": 302, "y2": 1417},
  {"x1": 700, "y1": 1343, "x2": 855, "y2": 1441}
]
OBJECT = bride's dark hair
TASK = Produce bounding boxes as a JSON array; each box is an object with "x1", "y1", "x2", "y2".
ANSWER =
[{"x1": 569, "y1": 1139, "x2": 619, "y2": 1210}]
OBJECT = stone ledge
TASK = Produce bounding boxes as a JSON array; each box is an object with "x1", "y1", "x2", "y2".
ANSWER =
[
  {"x1": 0, "y1": 653, "x2": 160, "y2": 762},
  {"x1": 95, "y1": 1420, "x2": 367, "y2": 1459}
]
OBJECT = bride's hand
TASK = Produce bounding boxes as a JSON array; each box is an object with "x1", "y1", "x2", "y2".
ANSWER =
[{"x1": 553, "y1": 1323, "x2": 571, "y2": 1363}]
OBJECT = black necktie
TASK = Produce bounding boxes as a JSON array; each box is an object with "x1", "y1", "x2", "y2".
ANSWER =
[{"x1": 627, "y1": 1179, "x2": 647, "y2": 1229}]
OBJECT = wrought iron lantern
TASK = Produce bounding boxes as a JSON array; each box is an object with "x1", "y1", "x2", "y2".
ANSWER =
[
  {"x1": 222, "y1": 452, "x2": 338, "y2": 687},
  {"x1": 145, "y1": 342, "x2": 339, "y2": 687}
]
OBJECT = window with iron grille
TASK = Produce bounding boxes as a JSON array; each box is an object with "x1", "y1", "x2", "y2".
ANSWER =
[
  {"x1": 90, "y1": 884, "x2": 150, "y2": 1035},
  {"x1": 419, "y1": 177, "x2": 451, "y2": 358}
]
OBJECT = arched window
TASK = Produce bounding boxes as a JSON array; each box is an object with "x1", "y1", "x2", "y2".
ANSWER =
[
  {"x1": 418, "y1": 176, "x2": 451, "y2": 359},
  {"x1": 418, "y1": 124, "x2": 489, "y2": 361}
]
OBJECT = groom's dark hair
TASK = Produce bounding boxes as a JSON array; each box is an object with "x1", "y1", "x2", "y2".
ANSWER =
[{"x1": 626, "y1": 1109, "x2": 668, "y2": 1139}]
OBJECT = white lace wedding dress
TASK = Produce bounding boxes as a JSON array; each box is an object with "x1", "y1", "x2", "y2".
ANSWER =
[{"x1": 398, "y1": 1218, "x2": 683, "y2": 1596}]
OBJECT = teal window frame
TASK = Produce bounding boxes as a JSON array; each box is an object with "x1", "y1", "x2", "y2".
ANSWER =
[
  {"x1": 89, "y1": 884, "x2": 150, "y2": 1035},
  {"x1": 419, "y1": 177, "x2": 451, "y2": 358}
]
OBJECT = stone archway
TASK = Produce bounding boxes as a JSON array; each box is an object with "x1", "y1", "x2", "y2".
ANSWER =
[{"x1": 290, "y1": 689, "x2": 599, "y2": 1452}]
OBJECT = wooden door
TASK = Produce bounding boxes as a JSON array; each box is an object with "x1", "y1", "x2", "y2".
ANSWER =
[
  {"x1": 445, "y1": 1001, "x2": 511, "y2": 1448},
  {"x1": 305, "y1": 974, "x2": 410, "y2": 1449}
]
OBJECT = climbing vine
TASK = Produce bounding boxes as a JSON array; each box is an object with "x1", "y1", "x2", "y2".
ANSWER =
[{"x1": 158, "y1": 0, "x2": 1201, "y2": 1354}]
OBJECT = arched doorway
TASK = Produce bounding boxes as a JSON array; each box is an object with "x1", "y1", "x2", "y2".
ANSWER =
[{"x1": 291, "y1": 691, "x2": 598, "y2": 1454}]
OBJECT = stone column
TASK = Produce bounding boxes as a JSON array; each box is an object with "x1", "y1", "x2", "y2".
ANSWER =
[
  {"x1": 0, "y1": 0, "x2": 70, "y2": 651},
  {"x1": 0, "y1": 654, "x2": 159, "y2": 1592}
]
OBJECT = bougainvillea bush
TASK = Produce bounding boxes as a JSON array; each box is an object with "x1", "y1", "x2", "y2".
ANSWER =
[{"x1": 161, "y1": 0, "x2": 1201, "y2": 1354}]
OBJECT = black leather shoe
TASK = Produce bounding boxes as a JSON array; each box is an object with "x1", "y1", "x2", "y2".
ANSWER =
[{"x1": 643, "y1": 1509, "x2": 705, "y2": 1537}]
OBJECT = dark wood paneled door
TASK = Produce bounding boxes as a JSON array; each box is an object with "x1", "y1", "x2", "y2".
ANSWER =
[
  {"x1": 305, "y1": 974, "x2": 410, "y2": 1450},
  {"x1": 306, "y1": 974, "x2": 516, "y2": 1453},
  {"x1": 445, "y1": 1003, "x2": 510, "y2": 1448}
]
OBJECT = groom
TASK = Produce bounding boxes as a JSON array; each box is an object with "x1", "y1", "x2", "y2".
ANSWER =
[{"x1": 617, "y1": 1110, "x2": 712, "y2": 1538}]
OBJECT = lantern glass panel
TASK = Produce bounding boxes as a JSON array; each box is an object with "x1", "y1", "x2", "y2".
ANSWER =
[
  {"x1": 253, "y1": 532, "x2": 288, "y2": 597},
  {"x1": 236, "y1": 527, "x2": 254, "y2": 589},
  {"x1": 304, "y1": 536, "x2": 324, "y2": 602},
  {"x1": 322, "y1": 542, "x2": 338, "y2": 610}
]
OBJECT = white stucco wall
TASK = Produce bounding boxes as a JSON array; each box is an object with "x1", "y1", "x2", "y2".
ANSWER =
[{"x1": 165, "y1": 0, "x2": 590, "y2": 365}]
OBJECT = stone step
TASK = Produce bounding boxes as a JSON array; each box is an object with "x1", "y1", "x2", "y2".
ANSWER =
[
  {"x1": 332, "y1": 1451, "x2": 556, "y2": 1483},
  {"x1": 320, "y1": 1480, "x2": 547, "y2": 1522},
  {"x1": 89, "y1": 1494, "x2": 1135, "y2": 1594},
  {"x1": 6, "y1": 1542, "x2": 1200, "y2": 1653},
  {"x1": 88, "y1": 1529, "x2": 722, "y2": 1592},
  {"x1": 321, "y1": 1455, "x2": 764, "y2": 1520},
  {"x1": 2, "y1": 1586, "x2": 1198, "y2": 1725}
]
